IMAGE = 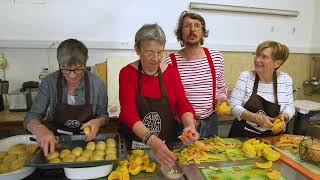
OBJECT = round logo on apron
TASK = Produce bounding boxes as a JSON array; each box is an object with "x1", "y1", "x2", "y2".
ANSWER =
[
  {"x1": 64, "y1": 120, "x2": 81, "y2": 129},
  {"x1": 143, "y1": 112, "x2": 161, "y2": 135}
]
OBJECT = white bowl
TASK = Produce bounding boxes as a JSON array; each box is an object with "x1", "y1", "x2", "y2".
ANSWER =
[
  {"x1": 0, "y1": 134, "x2": 37, "y2": 180},
  {"x1": 64, "y1": 164, "x2": 113, "y2": 180}
]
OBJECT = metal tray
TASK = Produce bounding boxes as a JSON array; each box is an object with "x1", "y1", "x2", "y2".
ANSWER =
[{"x1": 27, "y1": 133, "x2": 127, "y2": 169}]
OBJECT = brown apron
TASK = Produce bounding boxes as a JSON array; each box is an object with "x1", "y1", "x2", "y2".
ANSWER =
[
  {"x1": 50, "y1": 72, "x2": 94, "y2": 135},
  {"x1": 119, "y1": 62, "x2": 177, "y2": 149},
  {"x1": 228, "y1": 72, "x2": 280, "y2": 138}
]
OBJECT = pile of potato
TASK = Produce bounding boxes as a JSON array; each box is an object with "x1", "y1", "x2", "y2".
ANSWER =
[
  {"x1": 47, "y1": 138, "x2": 117, "y2": 163},
  {"x1": 0, "y1": 143, "x2": 38, "y2": 174}
]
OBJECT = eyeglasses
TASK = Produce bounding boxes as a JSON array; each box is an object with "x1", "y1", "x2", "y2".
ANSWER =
[
  {"x1": 255, "y1": 54, "x2": 273, "y2": 61},
  {"x1": 60, "y1": 68, "x2": 85, "y2": 76},
  {"x1": 182, "y1": 23, "x2": 202, "y2": 31},
  {"x1": 141, "y1": 49, "x2": 163, "y2": 58}
]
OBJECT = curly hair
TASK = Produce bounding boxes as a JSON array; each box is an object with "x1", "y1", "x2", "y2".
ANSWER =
[{"x1": 175, "y1": 11, "x2": 209, "y2": 47}]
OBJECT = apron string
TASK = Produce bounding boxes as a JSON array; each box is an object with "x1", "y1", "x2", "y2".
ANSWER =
[{"x1": 253, "y1": 71, "x2": 279, "y2": 105}]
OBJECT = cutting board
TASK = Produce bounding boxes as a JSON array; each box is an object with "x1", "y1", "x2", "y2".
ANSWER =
[{"x1": 200, "y1": 164, "x2": 287, "y2": 180}]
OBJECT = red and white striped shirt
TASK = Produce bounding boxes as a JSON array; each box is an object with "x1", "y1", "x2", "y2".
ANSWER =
[{"x1": 164, "y1": 49, "x2": 227, "y2": 119}]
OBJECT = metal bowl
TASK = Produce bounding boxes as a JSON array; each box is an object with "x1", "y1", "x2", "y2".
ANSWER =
[{"x1": 299, "y1": 137, "x2": 320, "y2": 166}]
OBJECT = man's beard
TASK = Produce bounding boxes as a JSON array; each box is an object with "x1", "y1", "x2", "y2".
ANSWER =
[{"x1": 184, "y1": 39, "x2": 202, "y2": 47}]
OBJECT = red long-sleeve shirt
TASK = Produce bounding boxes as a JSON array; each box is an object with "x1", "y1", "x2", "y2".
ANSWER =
[{"x1": 119, "y1": 64, "x2": 195, "y2": 129}]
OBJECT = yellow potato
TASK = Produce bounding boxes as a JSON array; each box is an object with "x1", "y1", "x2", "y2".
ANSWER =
[
  {"x1": 109, "y1": 106, "x2": 118, "y2": 113},
  {"x1": 94, "y1": 149, "x2": 105, "y2": 157},
  {"x1": 105, "y1": 154, "x2": 117, "y2": 160},
  {"x1": 84, "y1": 126, "x2": 91, "y2": 136},
  {"x1": 26, "y1": 144, "x2": 39, "y2": 154},
  {"x1": 60, "y1": 149, "x2": 71, "y2": 159},
  {"x1": 0, "y1": 164, "x2": 9, "y2": 174},
  {"x1": 96, "y1": 141, "x2": 106, "y2": 150},
  {"x1": 72, "y1": 147, "x2": 83, "y2": 157},
  {"x1": 47, "y1": 151, "x2": 59, "y2": 161},
  {"x1": 8, "y1": 143, "x2": 27, "y2": 155},
  {"x1": 105, "y1": 148, "x2": 117, "y2": 155},
  {"x1": 18, "y1": 153, "x2": 30, "y2": 162},
  {"x1": 105, "y1": 138, "x2": 116, "y2": 148},
  {"x1": 0, "y1": 151, "x2": 8, "y2": 159},
  {"x1": 49, "y1": 158, "x2": 61, "y2": 164},
  {"x1": 10, "y1": 159, "x2": 25, "y2": 171},
  {"x1": 81, "y1": 149, "x2": 93, "y2": 158},
  {"x1": 90, "y1": 154, "x2": 104, "y2": 161},
  {"x1": 3, "y1": 154, "x2": 17, "y2": 164},
  {"x1": 62, "y1": 153, "x2": 76, "y2": 162},
  {"x1": 86, "y1": 142, "x2": 96, "y2": 151},
  {"x1": 76, "y1": 156, "x2": 89, "y2": 162},
  {"x1": 106, "y1": 143, "x2": 116, "y2": 148}
]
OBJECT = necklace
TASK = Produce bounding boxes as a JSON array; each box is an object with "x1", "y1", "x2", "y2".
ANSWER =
[{"x1": 142, "y1": 68, "x2": 158, "y2": 76}]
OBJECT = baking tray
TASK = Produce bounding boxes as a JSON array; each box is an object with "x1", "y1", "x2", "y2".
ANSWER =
[{"x1": 27, "y1": 133, "x2": 127, "y2": 169}]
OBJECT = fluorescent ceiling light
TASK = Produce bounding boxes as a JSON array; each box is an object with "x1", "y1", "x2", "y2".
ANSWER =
[{"x1": 190, "y1": 2, "x2": 299, "y2": 17}]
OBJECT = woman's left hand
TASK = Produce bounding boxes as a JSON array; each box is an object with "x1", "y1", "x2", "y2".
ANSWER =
[
  {"x1": 179, "y1": 126, "x2": 199, "y2": 144},
  {"x1": 81, "y1": 118, "x2": 104, "y2": 141}
]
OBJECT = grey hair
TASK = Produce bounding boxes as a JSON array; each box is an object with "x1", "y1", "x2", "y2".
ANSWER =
[
  {"x1": 134, "y1": 23, "x2": 166, "y2": 49},
  {"x1": 57, "y1": 38, "x2": 88, "y2": 66}
]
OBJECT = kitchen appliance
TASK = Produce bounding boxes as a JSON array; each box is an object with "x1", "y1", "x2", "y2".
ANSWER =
[
  {"x1": 8, "y1": 89, "x2": 32, "y2": 112},
  {"x1": 22, "y1": 81, "x2": 39, "y2": 103},
  {"x1": 7, "y1": 81, "x2": 39, "y2": 112}
]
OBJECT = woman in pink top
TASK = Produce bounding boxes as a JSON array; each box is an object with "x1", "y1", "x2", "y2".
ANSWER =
[{"x1": 119, "y1": 23, "x2": 199, "y2": 167}]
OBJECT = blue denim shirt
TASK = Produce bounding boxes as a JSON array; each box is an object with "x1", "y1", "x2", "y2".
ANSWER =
[{"x1": 24, "y1": 70, "x2": 108, "y2": 130}]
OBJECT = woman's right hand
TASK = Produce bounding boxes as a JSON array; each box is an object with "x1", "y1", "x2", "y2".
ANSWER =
[
  {"x1": 148, "y1": 135, "x2": 176, "y2": 167},
  {"x1": 254, "y1": 114, "x2": 273, "y2": 129},
  {"x1": 35, "y1": 126, "x2": 57, "y2": 157}
]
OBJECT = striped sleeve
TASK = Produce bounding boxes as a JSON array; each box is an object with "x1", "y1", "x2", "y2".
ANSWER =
[
  {"x1": 280, "y1": 74, "x2": 295, "y2": 120},
  {"x1": 211, "y1": 50, "x2": 227, "y2": 99}
]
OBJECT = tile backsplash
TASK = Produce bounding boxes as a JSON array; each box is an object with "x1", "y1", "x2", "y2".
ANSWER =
[{"x1": 107, "y1": 52, "x2": 320, "y2": 105}]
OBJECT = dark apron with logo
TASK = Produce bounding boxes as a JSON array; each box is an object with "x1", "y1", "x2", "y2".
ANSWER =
[
  {"x1": 119, "y1": 62, "x2": 177, "y2": 149},
  {"x1": 50, "y1": 72, "x2": 94, "y2": 135},
  {"x1": 228, "y1": 72, "x2": 280, "y2": 138}
]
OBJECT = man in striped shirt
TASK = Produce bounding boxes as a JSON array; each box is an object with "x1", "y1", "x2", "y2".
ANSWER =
[{"x1": 165, "y1": 11, "x2": 228, "y2": 138}]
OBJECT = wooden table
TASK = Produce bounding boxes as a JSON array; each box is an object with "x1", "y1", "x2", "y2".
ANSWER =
[
  {"x1": 0, "y1": 109, "x2": 119, "y2": 133},
  {"x1": 0, "y1": 110, "x2": 26, "y2": 131}
]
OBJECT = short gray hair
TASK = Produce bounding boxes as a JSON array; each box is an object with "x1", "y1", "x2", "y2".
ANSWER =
[
  {"x1": 134, "y1": 23, "x2": 166, "y2": 49},
  {"x1": 57, "y1": 38, "x2": 88, "y2": 66}
]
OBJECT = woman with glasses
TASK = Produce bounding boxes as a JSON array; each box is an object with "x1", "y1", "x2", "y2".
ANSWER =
[
  {"x1": 228, "y1": 41, "x2": 295, "y2": 138},
  {"x1": 24, "y1": 39, "x2": 108, "y2": 157},
  {"x1": 119, "y1": 24, "x2": 199, "y2": 167}
]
